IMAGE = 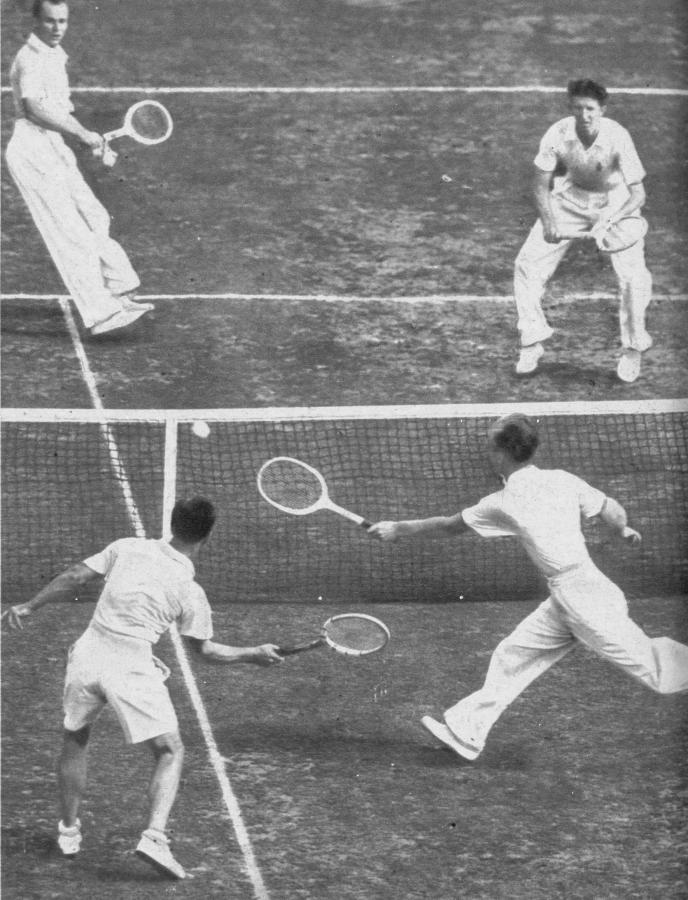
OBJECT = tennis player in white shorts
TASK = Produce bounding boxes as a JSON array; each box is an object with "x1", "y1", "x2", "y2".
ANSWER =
[
  {"x1": 514, "y1": 79, "x2": 653, "y2": 383},
  {"x1": 368, "y1": 414, "x2": 688, "y2": 761},
  {"x1": 3, "y1": 497, "x2": 283, "y2": 879},
  {"x1": 5, "y1": 0, "x2": 152, "y2": 335}
]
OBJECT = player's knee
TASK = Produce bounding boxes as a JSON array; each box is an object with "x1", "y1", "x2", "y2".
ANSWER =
[{"x1": 148, "y1": 731, "x2": 184, "y2": 761}]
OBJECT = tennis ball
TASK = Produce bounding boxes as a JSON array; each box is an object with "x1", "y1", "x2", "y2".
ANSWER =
[{"x1": 192, "y1": 421, "x2": 210, "y2": 438}]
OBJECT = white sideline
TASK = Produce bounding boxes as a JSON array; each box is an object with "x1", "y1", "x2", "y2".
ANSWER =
[
  {"x1": 3, "y1": 292, "x2": 688, "y2": 304},
  {"x1": 59, "y1": 300, "x2": 271, "y2": 900},
  {"x1": 1, "y1": 84, "x2": 686, "y2": 96}
]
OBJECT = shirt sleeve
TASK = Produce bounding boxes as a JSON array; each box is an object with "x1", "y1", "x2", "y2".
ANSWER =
[
  {"x1": 570, "y1": 474, "x2": 606, "y2": 518},
  {"x1": 83, "y1": 540, "x2": 121, "y2": 576},
  {"x1": 178, "y1": 583, "x2": 214, "y2": 640},
  {"x1": 533, "y1": 122, "x2": 562, "y2": 172},
  {"x1": 615, "y1": 125, "x2": 646, "y2": 185},
  {"x1": 461, "y1": 491, "x2": 517, "y2": 538},
  {"x1": 13, "y1": 51, "x2": 45, "y2": 101}
]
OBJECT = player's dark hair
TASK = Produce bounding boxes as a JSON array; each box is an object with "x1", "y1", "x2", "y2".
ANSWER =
[
  {"x1": 32, "y1": 0, "x2": 65, "y2": 17},
  {"x1": 567, "y1": 79, "x2": 608, "y2": 105},
  {"x1": 171, "y1": 496, "x2": 216, "y2": 542},
  {"x1": 490, "y1": 414, "x2": 539, "y2": 463}
]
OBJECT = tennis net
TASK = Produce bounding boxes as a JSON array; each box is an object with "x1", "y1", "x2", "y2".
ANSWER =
[{"x1": 2, "y1": 401, "x2": 687, "y2": 604}]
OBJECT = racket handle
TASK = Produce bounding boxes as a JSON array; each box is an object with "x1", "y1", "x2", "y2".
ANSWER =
[
  {"x1": 360, "y1": 519, "x2": 373, "y2": 530},
  {"x1": 277, "y1": 637, "x2": 325, "y2": 656}
]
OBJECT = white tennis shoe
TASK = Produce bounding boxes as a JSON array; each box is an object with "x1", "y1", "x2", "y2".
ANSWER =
[
  {"x1": 90, "y1": 306, "x2": 148, "y2": 336},
  {"x1": 420, "y1": 715, "x2": 482, "y2": 761},
  {"x1": 515, "y1": 342, "x2": 544, "y2": 375},
  {"x1": 136, "y1": 829, "x2": 186, "y2": 880},
  {"x1": 57, "y1": 819, "x2": 82, "y2": 857},
  {"x1": 616, "y1": 349, "x2": 642, "y2": 383}
]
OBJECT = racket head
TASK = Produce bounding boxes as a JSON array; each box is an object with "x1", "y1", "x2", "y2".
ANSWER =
[
  {"x1": 123, "y1": 100, "x2": 173, "y2": 145},
  {"x1": 595, "y1": 216, "x2": 648, "y2": 252},
  {"x1": 257, "y1": 456, "x2": 328, "y2": 516},
  {"x1": 321, "y1": 613, "x2": 390, "y2": 657}
]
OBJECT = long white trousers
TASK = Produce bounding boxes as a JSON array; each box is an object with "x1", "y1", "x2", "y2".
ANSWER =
[
  {"x1": 513, "y1": 193, "x2": 653, "y2": 351},
  {"x1": 5, "y1": 120, "x2": 139, "y2": 328},
  {"x1": 444, "y1": 563, "x2": 688, "y2": 750}
]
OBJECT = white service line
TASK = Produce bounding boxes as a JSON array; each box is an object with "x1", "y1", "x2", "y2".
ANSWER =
[
  {"x1": 1, "y1": 84, "x2": 686, "y2": 96},
  {"x1": 7, "y1": 291, "x2": 688, "y2": 304},
  {"x1": 59, "y1": 299, "x2": 271, "y2": 900}
]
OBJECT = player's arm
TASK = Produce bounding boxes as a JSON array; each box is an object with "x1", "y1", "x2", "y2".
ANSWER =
[
  {"x1": 184, "y1": 637, "x2": 283, "y2": 666},
  {"x1": 597, "y1": 497, "x2": 641, "y2": 545},
  {"x1": 532, "y1": 167, "x2": 560, "y2": 242},
  {"x1": 368, "y1": 512, "x2": 469, "y2": 542},
  {"x1": 596, "y1": 181, "x2": 646, "y2": 231},
  {"x1": 1, "y1": 562, "x2": 101, "y2": 631},
  {"x1": 21, "y1": 96, "x2": 103, "y2": 149}
]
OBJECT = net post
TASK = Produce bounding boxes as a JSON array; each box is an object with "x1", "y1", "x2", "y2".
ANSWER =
[{"x1": 162, "y1": 417, "x2": 178, "y2": 539}]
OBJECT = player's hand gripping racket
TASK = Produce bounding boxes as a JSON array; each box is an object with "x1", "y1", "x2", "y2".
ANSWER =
[
  {"x1": 257, "y1": 456, "x2": 372, "y2": 529},
  {"x1": 278, "y1": 612, "x2": 390, "y2": 656},
  {"x1": 558, "y1": 215, "x2": 647, "y2": 253},
  {"x1": 95, "y1": 100, "x2": 174, "y2": 166}
]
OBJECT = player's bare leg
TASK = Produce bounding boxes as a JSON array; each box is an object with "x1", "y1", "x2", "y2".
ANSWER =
[
  {"x1": 57, "y1": 725, "x2": 90, "y2": 855},
  {"x1": 135, "y1": 731, "x2": 186, "y2": 879}
]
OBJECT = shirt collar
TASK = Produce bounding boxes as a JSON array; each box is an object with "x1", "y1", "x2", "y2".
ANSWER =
[
  {"x1": 157, "y1": 539, "x2": 196, "y2": 575},
  {"x1": 27, "y1": 31, "x2": 68, "y2": 60},
  {"x1": 563, "y1": 116, "x2": 612, "y2": 150}
]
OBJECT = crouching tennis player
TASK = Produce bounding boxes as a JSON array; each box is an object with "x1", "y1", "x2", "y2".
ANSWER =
[
  {"x1": 368, "y1": 414, "x2": 688, "y2": 761},
  {"x1": 2, "y1": 496, "x2": 283, "y2": 880}
]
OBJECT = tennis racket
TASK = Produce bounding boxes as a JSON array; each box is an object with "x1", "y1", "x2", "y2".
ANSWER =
[
  {"x1": 558, "y1": 215, "x2": 647, "y2": 253},
  {"x1": 95, "y1": 100, "x2": 173, "y2": 166},
  {"x1": 257, "y1": 456, "x2": 372, "y2": 529},
  {"x1": 278, "y1": 612, "x2": 390, "y2": 656}
]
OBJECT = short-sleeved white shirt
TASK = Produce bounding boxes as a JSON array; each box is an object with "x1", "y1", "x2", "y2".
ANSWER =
[
  {"x1": 461, "y1": 466, "x2": 606, "y2": 578},
  {"x1": 534, "y1": 116, "x2": 645, "y2": 194},
  {"x1": 9, "y1": 32, "x2": 73, "y2": 119},
  {"x1": 83, "y1": 538, "x2": 214, "y2": 644}
]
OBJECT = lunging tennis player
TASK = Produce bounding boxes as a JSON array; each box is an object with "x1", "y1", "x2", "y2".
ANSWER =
[
  {"x1": 2, "y1": 497, "x2": 283, "y2": 879},
  {"x1": 368, "y1": 414, "x2": 688, "y2": 761}
]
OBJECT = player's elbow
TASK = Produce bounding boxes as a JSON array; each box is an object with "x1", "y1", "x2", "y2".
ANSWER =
[
  {"x1": 628, "y1": 181, "x2": 646, "y2": 207},
  {"x1": 599, "y1": 496, "x2": 627, "y2": 529},
  {"x1": 185, "y1": 636, "x2": 213, "y2": 657}
]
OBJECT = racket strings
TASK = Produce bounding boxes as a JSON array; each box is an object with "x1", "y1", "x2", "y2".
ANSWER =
[
  {"x1": 259, "y1": 461, "x2": 323, "y2": 511},
  {"x1": 324, "y1": 617, "x2": 388, "y2": 652},
  {"x1": 129, "y1": 103, "x2": 172, "y2": 141}
]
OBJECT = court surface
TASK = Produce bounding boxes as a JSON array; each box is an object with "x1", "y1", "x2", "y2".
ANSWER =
[{"x1": 1, "y1": 0, "x2": 687, "y2": 897}]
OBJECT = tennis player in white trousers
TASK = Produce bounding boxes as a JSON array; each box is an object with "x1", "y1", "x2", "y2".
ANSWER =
[
  {"x1": 2, "y1": 497, "x2": 283, "y2": 879},
  {"x1": 369, "y1": 414, "x2": 688, "y2": 761},
  {"x1": 5, "y1": 0, "x2": 153, "y2": 336},
  {"x1": 514, "y1": 79, "x2": 653, "y2": 383}
]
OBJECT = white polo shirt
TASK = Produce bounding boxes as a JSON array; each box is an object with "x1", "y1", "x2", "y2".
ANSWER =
[
  {"x1": 9, "y1": 32, "x2": 73, "y2": 119},
  {"x1": 84, "y1": 538, "x2": 214, "y2": 644},
  {"x1": 534, "y1": 116, "x2": 645, "y2": 194},
  {"x1": 461, "y1": 466, "x2": 606, "y2": 578}
]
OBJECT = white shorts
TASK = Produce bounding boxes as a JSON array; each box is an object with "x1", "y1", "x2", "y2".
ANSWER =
[{"x1": 63, "y1": 625, "x2": 178, "y2": 744}]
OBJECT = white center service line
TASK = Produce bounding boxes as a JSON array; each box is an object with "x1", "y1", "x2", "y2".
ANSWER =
[{"x1": 59, "y1": 299, "x2": 271, "y2": 900}]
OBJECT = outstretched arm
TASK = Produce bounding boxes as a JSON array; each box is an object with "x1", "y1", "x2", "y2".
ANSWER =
[
  {"x1": 368, "y1": 512, "x2": 469, "y2": 542},
  {"x1": 2, "y1": 563, "x2": 101, "y2": 631},
  {"x1": 184, "y1": 637, "x2": 283, "y2": 667},
  {"x1": 598, "y1": 497, "x2": 641, "y2": 545}
]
